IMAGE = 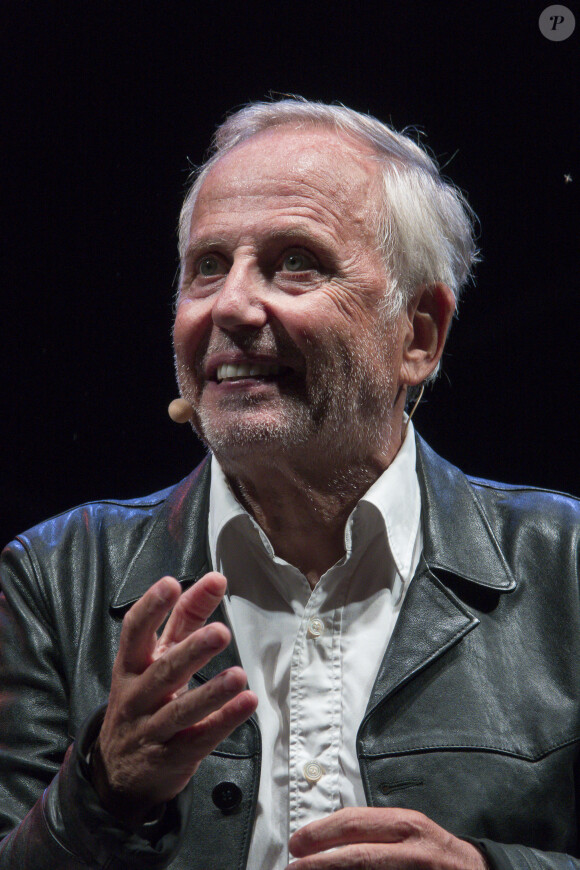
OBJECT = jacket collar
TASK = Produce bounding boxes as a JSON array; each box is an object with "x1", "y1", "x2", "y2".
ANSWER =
[
  {"x1": 415, "y1": 434, "x2": 516, "y2": 591},
  {"x1": 111, "y1": 434, "x2": 515, "y2": 612}
]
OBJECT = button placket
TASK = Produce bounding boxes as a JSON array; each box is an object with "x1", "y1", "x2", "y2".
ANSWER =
[{"x1": 290, "y1": 580, "x2": 343, "y2": 838}]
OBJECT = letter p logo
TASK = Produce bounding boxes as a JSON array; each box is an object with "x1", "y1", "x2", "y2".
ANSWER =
[{"x1": 539, "y1": 5, "x2": 576, "y2": 40}]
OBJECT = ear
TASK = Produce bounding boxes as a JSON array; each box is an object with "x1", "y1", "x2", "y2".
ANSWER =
[{"x1": 399, "y1": 283, "x2": 456, "y2": 387}]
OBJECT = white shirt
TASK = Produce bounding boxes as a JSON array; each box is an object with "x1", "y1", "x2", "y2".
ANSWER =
[{"x1": 208, "y1": 423, "x2": 422, "y2": 869}]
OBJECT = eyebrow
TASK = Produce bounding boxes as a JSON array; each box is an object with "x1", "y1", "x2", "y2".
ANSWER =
[
  {"x1": 183, "y1": 225, "x2": 337, "y2": 262},
  {"x1": 183, "y1": 236, "x2": 230, "y2": 262}
]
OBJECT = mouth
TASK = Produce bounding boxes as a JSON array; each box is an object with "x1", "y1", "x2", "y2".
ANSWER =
[
  {"x1": 215, "y1": 361, "x2": 282, "y2": 382},
  {"x1": 207, "y1": 359, "x2": 304, "y2": 387}
]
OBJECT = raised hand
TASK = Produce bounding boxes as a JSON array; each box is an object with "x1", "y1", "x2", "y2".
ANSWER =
[
  {"x1": 288, "y1": 807, "x2": 489, "y2": 870},
  {"x1": 90, "y1": 572, "x2": 258, "y2": 827}
]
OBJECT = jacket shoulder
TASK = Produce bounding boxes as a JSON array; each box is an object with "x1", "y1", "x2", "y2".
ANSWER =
[
  {"x1": 416, "y1": 432, "x2": 580, "y2": 527},
  {"x1": 464, "y1": 475, "x2": 580, "y2": 583},
  {"x1": 415, "y1": 434, "x2": 579, "y2": 591},
  {"x1": 467, "y1": 473, "x2": 580, "y2": 526},
  {"x1": 12, "y1": 456, "x2": 210, "y2": 547},
  {"x1": 10, "y1": 483, "x2": 177, "y2": 553},
  {"x1": 1, "y1": 459, "x2": 212, "y2": 610}
]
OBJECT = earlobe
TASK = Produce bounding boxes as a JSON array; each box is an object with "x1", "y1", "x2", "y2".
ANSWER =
[{"x1": 399, "y1": 283, "x2": 455, "y2": 387}]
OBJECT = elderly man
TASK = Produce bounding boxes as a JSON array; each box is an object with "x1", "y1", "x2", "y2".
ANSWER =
[{"x1": 1, "y1": 99, "x2": 579, "y2": 870}]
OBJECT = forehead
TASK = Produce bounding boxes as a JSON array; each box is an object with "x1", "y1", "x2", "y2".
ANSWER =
[{"x1": 188, "y1": 126, "x2": 382, "y2": 239}]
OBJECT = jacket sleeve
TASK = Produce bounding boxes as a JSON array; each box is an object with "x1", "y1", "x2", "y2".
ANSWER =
[
  {"x1": 465, "y1": 838, "x2": 580, "y2": 870},
  {"x1": 0, "y1": 538, "x2": 190, "y2": 869}
]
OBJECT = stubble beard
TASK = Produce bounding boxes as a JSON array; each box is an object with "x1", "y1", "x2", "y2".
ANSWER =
[
  {"x1": 175, "y1": 325, "x2": 395, "y2": 473},
  {"x1": 302, "y1": 327, "x2": 396, "y2": 465}
]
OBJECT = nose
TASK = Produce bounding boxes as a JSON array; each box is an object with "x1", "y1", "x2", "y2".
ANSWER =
[{"x1": 211, "y1": 263, "x2": 267, "y2": 331}]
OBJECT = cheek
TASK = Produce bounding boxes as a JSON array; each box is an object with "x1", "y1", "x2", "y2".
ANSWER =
[
  {"x1": 173, "y1": 300, "x2": 211, "y2": 365},
  {"x1": 268, "y1": 293, "x2": 353, "y2": 349}
]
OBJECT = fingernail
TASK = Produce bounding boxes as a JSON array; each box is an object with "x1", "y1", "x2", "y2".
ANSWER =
[
  {"x1": 203, "y1": 626, "x2": 223, "y2": 649},
  {"x1": 222, "y1": 670, "x2": 239, "y2": 691},
  {"x1": 156, "y1": 578, "x2": 175, "y2": 603}
]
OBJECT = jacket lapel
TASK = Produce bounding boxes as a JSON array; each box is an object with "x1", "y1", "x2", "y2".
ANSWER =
[
  {"x1": 365, "y1": 562, "x2": 479, "y2": 715},
  {"x1": 364, "y1": 435, "x2": 516, "y2": 718}
]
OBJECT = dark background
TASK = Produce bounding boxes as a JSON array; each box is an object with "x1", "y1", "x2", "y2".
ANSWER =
[{"x1": 2, "y1": 1, "x2": 578, "y2": 546}]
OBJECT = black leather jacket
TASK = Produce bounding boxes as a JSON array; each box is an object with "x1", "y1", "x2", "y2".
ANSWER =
[{"x1": 1, "y1": 436, "x2": 579, "y2": 869}]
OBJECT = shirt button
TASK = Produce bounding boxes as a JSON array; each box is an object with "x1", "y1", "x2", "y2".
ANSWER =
[
  {"x1": 303, "y1": 760, "x2": 325, "y2": 783},
  {"x1": 307, "y1": 617, "x2": 325, "y2": 638}
]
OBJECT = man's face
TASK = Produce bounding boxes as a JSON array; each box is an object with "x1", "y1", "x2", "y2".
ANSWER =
[{"x1": 174, "y1": 126, "x2": 408, "y2": 468}]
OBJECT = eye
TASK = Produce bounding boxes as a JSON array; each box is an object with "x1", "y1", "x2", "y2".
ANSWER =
[
  {"x1": 198, "y1": 255, "x2": 226, "y2": 277},
  {"x1": 280, "y1": 251, "x2": 317, "y2": 273}
]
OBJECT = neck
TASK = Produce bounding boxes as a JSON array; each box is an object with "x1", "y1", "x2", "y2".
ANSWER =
[{"x1": 217, "y1": 421, "x2": 406, "y2": 588}]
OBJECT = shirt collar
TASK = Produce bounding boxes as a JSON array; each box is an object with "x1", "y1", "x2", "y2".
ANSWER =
[
  {"x1": 356, "y1": 419, "x2": 421, "y2": 580},
  {"x1": 208, "y1": 421, "x2": 421, "y2": 583}
]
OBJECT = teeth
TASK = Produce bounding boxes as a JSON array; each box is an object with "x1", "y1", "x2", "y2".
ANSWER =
[{"x1": 216, "y1": 362, "x2": 281, "y2": 382}]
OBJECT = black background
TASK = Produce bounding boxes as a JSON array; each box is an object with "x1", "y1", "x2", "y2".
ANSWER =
[{"x1": 2, "y1": 1, "x2": 578, "y2": 546}]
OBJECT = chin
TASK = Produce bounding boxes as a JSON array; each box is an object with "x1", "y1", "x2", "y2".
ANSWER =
[{"x1": 199, "y1": 408, "x2": 313, "y2": 460}]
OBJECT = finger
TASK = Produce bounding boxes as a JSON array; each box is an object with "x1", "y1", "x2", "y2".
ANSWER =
[
  {"x1": 156, "y1": 572, "x2": 228, "y2": 652},
  {"x1": 289, "y1": 808, "x2": 417, "y2": 857},
  {"x1": 287, "y1": 842, "x2": 405, "y2": 869},
  {"x1": 130, "y1": 622, "x2": 232, "y2": 715},
  {"x1": 173, "y1": 686, "x2": 258, "y2": 758},
  {"x1": 287, "y1": 838, "x2": 488, "y2": 870},
  {"x1": 118, "y1": 576, "x2": 182, "y2": 674},
  {"x1": 146, "y1": 666, "x2": 250, "y2": 742}
]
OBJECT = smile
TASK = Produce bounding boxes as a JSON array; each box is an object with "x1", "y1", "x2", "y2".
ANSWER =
[{"x1": 216, "y1": 362, "x2": 281, "y2": 382}]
